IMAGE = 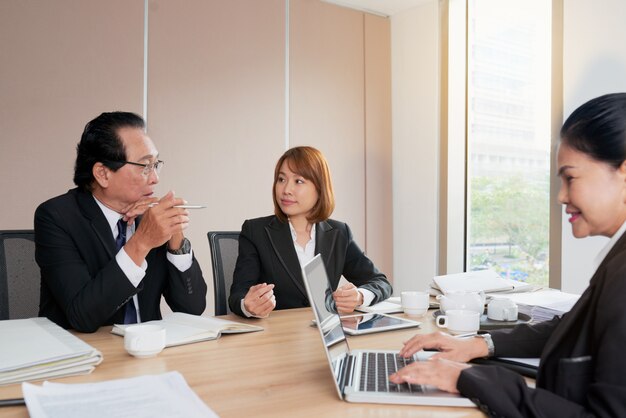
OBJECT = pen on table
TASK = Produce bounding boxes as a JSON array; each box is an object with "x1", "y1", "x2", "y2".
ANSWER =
[
  {"x1": 0, "y1": 398, "x2": 25, "y2": 407},
  {"x1": 147, "y1": 203, "x2": 206, "y2": 209}
]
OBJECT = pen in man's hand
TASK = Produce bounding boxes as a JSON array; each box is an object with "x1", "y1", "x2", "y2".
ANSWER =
[{"x1": 147, "y1": 203, "x2": 206, "y2": 209}]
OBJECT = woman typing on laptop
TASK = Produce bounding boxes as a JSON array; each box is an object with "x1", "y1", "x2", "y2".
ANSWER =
[
  {"x1": 390, "y1": 93, "x2": 626, "y2": 417},
  {"x1": 229, "y1": 146, "x2": 392, "y2": 318}
]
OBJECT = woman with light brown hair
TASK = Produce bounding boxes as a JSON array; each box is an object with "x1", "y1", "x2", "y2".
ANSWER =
[{"x1": 229, "y1": 146, "x2": 392, "y2": 318}]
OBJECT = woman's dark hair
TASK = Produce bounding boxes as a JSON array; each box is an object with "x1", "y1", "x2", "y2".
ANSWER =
[
  {"x1": 272, "y1": 146, "x2": 335, "y2": 223},
  {"x1": 561, "y1": 93, "x2": 626, "y2": 168},
  {"x1": 73, "y1": 112, "x2": 146, "y2": 190}
]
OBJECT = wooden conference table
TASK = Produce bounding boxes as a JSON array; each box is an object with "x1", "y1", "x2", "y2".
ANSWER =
[{"x1": 0, "y1": 308, "x2": 485, "y2": 417}]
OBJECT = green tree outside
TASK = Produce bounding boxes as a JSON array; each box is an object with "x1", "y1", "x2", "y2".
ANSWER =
[{"x1": 469, "y1": 174, "x2": 549, "y2": 285}]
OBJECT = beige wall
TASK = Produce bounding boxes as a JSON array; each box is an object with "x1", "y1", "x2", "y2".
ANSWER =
[
  {"x1": 364, "y1": 14, "x2": 393, "y2": 280},
  {"x1": 0, "y1": 0, "x2": 392, "y2": 315},
  {"x1": 391, "y1": 2, "x2": 440, "y2": 292},
  {"x1": 559, "y1": 0, "x2": 626, "y2": 294},
  {"x1": 0, "y1": 0, "x2": 144, "y2": 227},
  {"x1": 147, "y1": 0, "x2": 286, "y2": 314}
]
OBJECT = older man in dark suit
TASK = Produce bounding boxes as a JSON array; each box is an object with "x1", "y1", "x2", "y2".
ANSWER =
[{"x1": 35, "y1": 112, "x2": 206, "y2": 332}]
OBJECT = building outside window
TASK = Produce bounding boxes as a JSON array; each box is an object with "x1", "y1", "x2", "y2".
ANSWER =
[{"x1": 466, "y1": 0, "x2": 552, "y2": 285}]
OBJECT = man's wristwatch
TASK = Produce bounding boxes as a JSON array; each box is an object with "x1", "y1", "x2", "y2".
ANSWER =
[
  {"x1": 167, "y1": 237, "x2": 191, "y2": 255},
  {"x1": 476, "y1": 333, "x2": 495, "y2": 357}
]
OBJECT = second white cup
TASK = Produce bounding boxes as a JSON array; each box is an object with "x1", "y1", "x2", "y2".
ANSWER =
[
  {"x1": 436, "y1": 309, "x2": 480, "y2": 334},
  {"x1": 487, "y1": 298, "x2": 518, "y2": 321},
  {"x1": 401, "y1": 291, "x2": 430, "y2": 316}
]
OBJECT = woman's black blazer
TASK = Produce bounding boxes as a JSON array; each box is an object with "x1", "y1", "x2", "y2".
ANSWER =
[{"x1": 228, "y1": 215, "x2": 392, "y2": 317}]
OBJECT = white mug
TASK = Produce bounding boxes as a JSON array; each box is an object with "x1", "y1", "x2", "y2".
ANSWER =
[
  {"x1": 436, "y1": 291, "x2": 485, "y2": 314},
  {"x1": 436, "y1": 309, "x2": 480, "y2": 334},
  {"x1": 124, "y1": 324, "x2": 166, "y2": 358},
  {"x1": 487, "y1": 298, "x2": 518, "y2": 321},
  {"x1": 401, "y1": 291, "x2": 429, "y2": 316}
]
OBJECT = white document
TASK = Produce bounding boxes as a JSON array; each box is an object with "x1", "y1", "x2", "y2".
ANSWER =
[
  {"x1": 23, "y1": 371, "x2": 217, "y2": 418},
  {"x1": 112, "y1": 312, "x2": 263, "y2": 347},
  {"x1": 0, "y1": 318, "x2": 102, "y2": 386},
  {"x1": 356, "y1": 299, "x2": 403, "y2": 314}
]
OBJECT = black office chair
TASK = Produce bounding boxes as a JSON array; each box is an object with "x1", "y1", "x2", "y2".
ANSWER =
[
  {"x1": 207, "y1": 231, "x2": 240, "y2": 316},
  {"x1": 0, "y1": 230, "x2": 39, "y2": 320}
]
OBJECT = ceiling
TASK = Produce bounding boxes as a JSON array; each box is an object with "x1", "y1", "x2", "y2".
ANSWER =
[{"x1": 321, "y1": 0, "x2": 429, "y2": 17}]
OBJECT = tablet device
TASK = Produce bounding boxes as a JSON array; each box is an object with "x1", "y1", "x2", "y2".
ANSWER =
[{"x1": 340, "y1": 312, "x2": 421, "y2": 336}]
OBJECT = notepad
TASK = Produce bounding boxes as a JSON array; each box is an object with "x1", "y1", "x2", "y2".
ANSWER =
[
  {"x1": 111, "y1": 312, "x2": 263, "y2": 347},
  {"x1": 433, "y1": 270, "x2": 534, "y2": 294}
]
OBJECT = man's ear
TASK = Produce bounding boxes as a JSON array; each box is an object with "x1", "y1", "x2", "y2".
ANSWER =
[{"x1": 92, "y1": 162, "x2": 110, "y2": 188}]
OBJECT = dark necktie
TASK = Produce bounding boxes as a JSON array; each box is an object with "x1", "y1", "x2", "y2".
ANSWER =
[{"x1": 116, "y1": 218, "x2": 137, "y2": 324}]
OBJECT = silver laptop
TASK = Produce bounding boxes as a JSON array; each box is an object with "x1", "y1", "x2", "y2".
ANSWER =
[{"x1": 302, "y1": 254, "x2": 475, "y2": 407}]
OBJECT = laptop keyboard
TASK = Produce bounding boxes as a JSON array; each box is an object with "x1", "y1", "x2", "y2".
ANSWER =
[{"x1": 358, "y1": 352, "x2": 424, "y2": 393}]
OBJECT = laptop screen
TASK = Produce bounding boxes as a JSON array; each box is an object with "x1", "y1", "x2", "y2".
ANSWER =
[{"x1": 301, "y1": 255, "x2": 351, "y2": 392}]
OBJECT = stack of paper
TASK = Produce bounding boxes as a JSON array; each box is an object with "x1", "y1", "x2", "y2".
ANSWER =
[
  {"x1": 487, "y1": 289, "x2": 580, "y2": 322},
  {"x1": 23, "y1": 371, "x2": 217, "y2": 418},
  {"x1": 431, "y1": 269, "x2": 538, "y2": 295},
  {"x1": 112, "y1": 312, "x2": 263, "y2": 347},
  {"x1": 0, "y1": 317, "x2": 102, "y2": 386}
]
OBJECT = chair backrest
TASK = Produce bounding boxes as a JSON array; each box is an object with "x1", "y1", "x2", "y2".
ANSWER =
[
  {"x1": 0, "y1": 230, "x2": 39, "y2": 320},
  {"x1": 207, "y1": 231, "x2": 240, "y2": 316}
]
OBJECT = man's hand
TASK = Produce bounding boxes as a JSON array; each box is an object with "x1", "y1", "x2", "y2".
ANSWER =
[
  {"x1": 124, "y1": 191, "x2": 190, "y2": 265},
  {"x1": 243, "y1": 283, "x2": 276, "y2": 318},
  {"x1": 332, "y1": 283, "x2": 364, "y2": 314}
]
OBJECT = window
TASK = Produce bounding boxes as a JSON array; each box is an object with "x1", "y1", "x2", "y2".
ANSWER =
[{"x1": 465, "y1": 0, "x2": 552, "y2": 285}]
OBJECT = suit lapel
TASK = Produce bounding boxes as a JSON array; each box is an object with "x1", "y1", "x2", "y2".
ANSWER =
[
  {"x1": 540, "y1": 231, "x2": 626, "y2": 363},
  {"x1": 265, "y1": 218, "x2": 307, "y2": 298},
  {"x1": 75, "y1": 189, "x2": 116, "y2": 258},
  {"x1": 315, "y1": 220, "x2": 338, "y2": 267}
]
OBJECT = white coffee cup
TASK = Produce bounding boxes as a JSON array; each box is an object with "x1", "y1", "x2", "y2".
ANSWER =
[
  {"x1": 401, "y1": 291, "x2": 430, "y2": 316},
  {"x1": 436, "y1": 309, "x2": 480, "y2": 334},
  {"x1": 124, "y1": 324, "x2": 166, "y2": 358},
  {"x1": 487, "y1": 298, "x2": 518, "y2": 321},
  {"x1": 436, "y1": 291, "x2": 485, "y2": 314}
]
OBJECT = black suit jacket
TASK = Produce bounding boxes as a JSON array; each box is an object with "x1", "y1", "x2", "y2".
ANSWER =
[
  {"x1": 458, "y1": 231, "x2": 626, "y2": 417},
  {"x1": 35, "y1": 188, "x2": 207, "y2": 332},
  {"x1": 228, "y1": 215, "x2": 392, "y2": 317}
]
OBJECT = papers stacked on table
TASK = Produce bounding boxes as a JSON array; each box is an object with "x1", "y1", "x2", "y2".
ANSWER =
[
  {"x1": 486, "y1": 289, "x2": 580, "y2": 322},
  {"x1": 23, "y1": 371, "x2": 217, "y2": 418},
  {"x1": 0, "y1": 317, "x2": 102, "y2": 386}
]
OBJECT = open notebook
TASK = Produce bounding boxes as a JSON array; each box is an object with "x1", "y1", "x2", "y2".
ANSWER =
[
  {"x1": 302, "y1": 254, "x2": 475, "y2": 407},
  {"x1": 112, "y1": 312, "x2": 263, "y2": 347}
]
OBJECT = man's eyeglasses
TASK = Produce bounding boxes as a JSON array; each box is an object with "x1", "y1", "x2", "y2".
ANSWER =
[{"x1": 106, "y1": 160, "x2": 165, "y2": 176}]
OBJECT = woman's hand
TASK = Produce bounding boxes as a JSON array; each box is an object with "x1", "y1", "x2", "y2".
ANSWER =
[
  {"x1": 332, "y1": 283, "x2": 363, "y2": 314},
  {"x1": 389, "y1": 358, "x2": 470, "y2": 394},
  {"x1": 399, "y1": 331, "x2": 489, "y2": 362},
  {"x1": 243, "y1": 283, "x2": 276, "y2": 318}
]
